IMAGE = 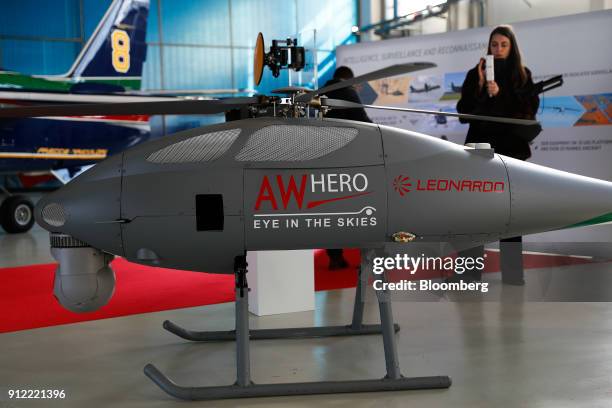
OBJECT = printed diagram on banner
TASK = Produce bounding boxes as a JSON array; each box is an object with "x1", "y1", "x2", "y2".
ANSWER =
[
  {"x1": 441, "y1": 71, "x2": 467, "y2": 100},
  {"x1": 575, "y1": 94, "x2": 612, "y2": 126},
  {"x1": 537, "y1": 96, "x2": 585, "y2": 127},
  {"x1": 407, "y1": 75, "x2": 443, "y2": 102},
  {"x1": 358, "y1": 76, "x2": 411, "y2": 105},
  {"x1": 537, "y1": 94, "x2": 612, "y2": 128}
]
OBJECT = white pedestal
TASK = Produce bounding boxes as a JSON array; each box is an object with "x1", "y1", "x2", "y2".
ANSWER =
[{"x1": 247, "y1": 250, "x2": 315, "y2": 316}]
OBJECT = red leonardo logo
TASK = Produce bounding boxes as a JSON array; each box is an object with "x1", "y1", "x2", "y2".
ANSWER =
[
  {"x1": 393, "y1": 175, "x2": 412, "y2": 196},
  {"x1": 393, "y1": 174, "x2": 505, "y2": 197}
]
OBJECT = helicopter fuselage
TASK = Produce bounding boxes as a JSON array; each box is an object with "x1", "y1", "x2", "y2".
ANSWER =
[{"x1": 36, "y1": 116, "x2": 612, "y2": 275}]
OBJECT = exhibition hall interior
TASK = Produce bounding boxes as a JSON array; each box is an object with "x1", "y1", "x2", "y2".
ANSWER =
[{"x1": 1, "y1": 0, "x2": 611, "y2": 406}]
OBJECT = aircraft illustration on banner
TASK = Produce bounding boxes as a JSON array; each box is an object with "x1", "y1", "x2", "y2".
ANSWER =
[{"x1": 409, "y1": 83, "x2": 441, "y2": 93}]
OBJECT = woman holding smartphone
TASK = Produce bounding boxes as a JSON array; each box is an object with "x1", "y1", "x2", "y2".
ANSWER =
[
  {"x1": 455, "y1": 25, "x2": 540, "y2": 285},
  {"x1": 457, "y1": 24, "x2": 539, "y2": 159}
]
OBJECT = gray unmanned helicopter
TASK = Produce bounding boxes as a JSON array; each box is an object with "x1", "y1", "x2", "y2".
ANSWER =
[{"x1": 1, "y1": 33, "x2": 611, "y2": 401}]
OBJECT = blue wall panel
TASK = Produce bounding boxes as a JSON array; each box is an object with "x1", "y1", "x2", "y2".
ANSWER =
[
  {"x1": 1, "y1": 39, "x2": 79, "y2": 75},
  {"x1": 230, "y1": 0, "x2": 297, "y2": 47},
  {"x1": 162, "y1": 46, "x2": 232, "y2": 90},
  {"x1": 160, "y1": 0, "x2": 231, "y2": 45},
  {"x1": 317, "y1": 50, "x2": 335, "y2": 85},
  {"x1": 146, "y1": 0, "x2": 160, "y2": 43},
  {"x1": 297, "y1": 0, "x2": 356, "y2": 51},
  {"x1": 0, "y1": 0, "x2": 80, "y2": 38},
  {"x1": 142, "y1": 44, "x2": 162, "y2": 90},
  {"x1": 232, "y1": 47, "x2": 256, "y2": 91},
  {"x1": 82, "y1": 0, "x2": 113, "y2": 39}
]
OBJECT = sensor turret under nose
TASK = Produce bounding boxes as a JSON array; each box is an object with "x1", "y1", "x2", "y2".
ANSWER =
[{"x1": 50, "y1": 233, "x2": 116, "y2": 313}]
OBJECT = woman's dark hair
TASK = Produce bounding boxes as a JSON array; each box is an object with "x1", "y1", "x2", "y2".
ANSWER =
[
  {"x1": 488, "y1": 25, "x2": 528, "y2": 87},
  {"x1": 333, "y1": 66, "x2": 354, "y2": 80}
]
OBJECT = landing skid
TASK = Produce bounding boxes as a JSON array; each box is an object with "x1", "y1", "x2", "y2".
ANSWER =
[{"x1": 144, "y1": 251, "x2": 451, "y2": 400}]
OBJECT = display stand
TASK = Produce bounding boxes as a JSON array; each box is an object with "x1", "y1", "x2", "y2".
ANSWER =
[{"x1": 247, "y1": 250, "x2": 315, "y2": 316}]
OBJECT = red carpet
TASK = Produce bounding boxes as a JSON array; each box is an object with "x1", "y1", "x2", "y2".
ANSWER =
[
  {"x1": 0, "y1": 249, "x2": 595, "y2": 333},
  {"x1": 1, "y1": 258, "x2": 235, "y2": 334}
]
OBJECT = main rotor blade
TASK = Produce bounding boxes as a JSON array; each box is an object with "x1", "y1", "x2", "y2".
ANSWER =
[
  {"x1": 0, "y1": 97, "x2": 259, "y2": 119},
  {"x1": 323, "y1": 98, "x2": 539, "y2": 126},
  {"x1": 295, "y1": 62, "x2": 436, "y2": 103}
]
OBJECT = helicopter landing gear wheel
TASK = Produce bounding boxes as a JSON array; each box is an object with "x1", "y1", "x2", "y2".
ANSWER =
[{"x1": 1, "y1": 195, "x2": 35, "y2": 233}]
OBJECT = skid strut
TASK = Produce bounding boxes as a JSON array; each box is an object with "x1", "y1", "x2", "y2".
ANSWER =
[
  {"x1": 162, "y1": 253, "x2": 398, "y2": 341},
  {"x1": 144, "y1": 252, "x2": 451, "y2": 400}
]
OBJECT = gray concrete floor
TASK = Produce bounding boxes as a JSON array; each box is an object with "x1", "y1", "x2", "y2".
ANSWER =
[
  {"x1": 0, "y1": 224, "x2": 53, "y2": 268},
  {"x1": 2, "y1": 224, "x2": 612, "y2": 407}
]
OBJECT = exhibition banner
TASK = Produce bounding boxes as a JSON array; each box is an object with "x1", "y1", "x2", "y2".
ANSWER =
[{"x1": 337, "y1": 10, "x2": 612, "y2": 244}]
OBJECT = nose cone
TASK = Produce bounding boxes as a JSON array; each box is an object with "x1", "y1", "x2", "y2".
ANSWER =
[
  {"x1": 35, "y1": 154, "x2": 124, "y2": 256},
  {"x1": 501, "y1": 156, "x2": 612, "y2": 236}
]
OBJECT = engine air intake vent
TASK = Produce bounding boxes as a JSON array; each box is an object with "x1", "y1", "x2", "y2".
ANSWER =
[
  {"x1": 50, "y1": 233, "x2": 90, "y2": 248},
  {"x1": 147, "y1": 129, "x2": 241, "y2": 163},
  {"x1": 42, "y1": 203, "x2": 66, "y2": 227},
  {"x1": 235, "y1": 125, "x2": 357, "y2": 162}
]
